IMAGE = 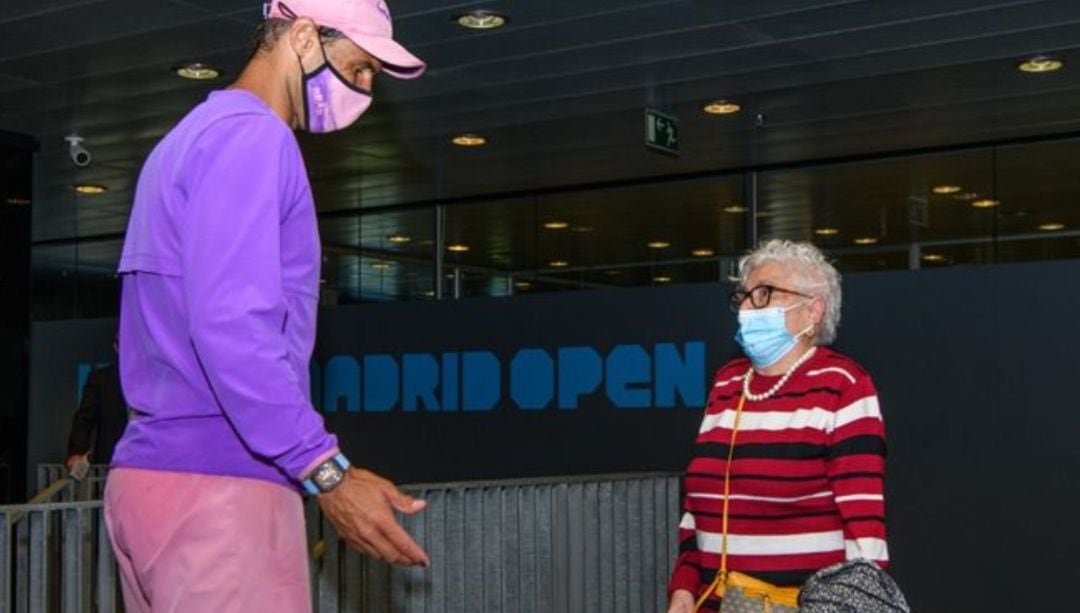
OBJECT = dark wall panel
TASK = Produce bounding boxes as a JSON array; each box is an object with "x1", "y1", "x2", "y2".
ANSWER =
[{"x1": 0, "y1": 134, "x2": 33, "y2": 502}]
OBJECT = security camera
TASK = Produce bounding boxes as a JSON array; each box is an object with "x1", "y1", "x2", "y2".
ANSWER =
[{"x1": 65, "y1": 134, "x2": 92, "y2": 167}]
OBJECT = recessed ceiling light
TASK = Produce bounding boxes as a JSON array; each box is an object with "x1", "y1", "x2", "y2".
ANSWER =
[
  {"x1": 703, "y1": 100, "x2": 742, "y2": 115},
  {"x1": 423, "y1": 290, "x2": 435, "y2": 297},
  {"x1": 549, "y1": 260, "x2": 570, "y2": 268},
  {"x1": 451, "y1": 133, "x2": 487, "y2": 147},
  {"x1": 370, "y1": 262, "x2": 392, "y2": 271},
  {"x1": 922, "y1": 254, "x2": 947, "y2": 262},
  {"x1": 447, "y1": 243, "x2": 470, "y2": 252},
  {"x1": 5, "y1": 196, "x2": 30, "y2": 206},
  {"x1": 814, "y1": 227, "x2": 840, "y2": 236},
  {"x1": 174, "y1": 63, "x2": 220, "y2": 80},
  {"x1": 73, "y1": 184, "x2": 107, "y2": 195},
  {"x1": 723, "y1": 204, "x2": 748, "y2": 214},
  {"x1": 971, "y1": 198, "x2": 1000, "y2": 209},
  {"x1": 454, "y1": 10, "x2": 507, "y2": 30},
  {"x1": 543, "y1": 220, "x2": 569, "y2": 230},
  {"x1": 1038, "y1": 222, "x2": 1066, "y2": 231},
  {"x1": 653, "y1": 276, "x2": 672, "y2": 283},
  {"x1": 854, "y1": 237, "x2": 879, "y2": 245},
  {"x1": 647, "y1": 241, "x2": 671, "y2": 249},
  {"x1": 514, "y1": 281, "x2": 532, "y2": 290},
  {"x1": 691, "y1": 248, "x2": 715, "y2": 257},
  {"x1": 387, "y1": 234, "x2": 411, "y2": 244},
  {"x1": 932, "y1": 185, "x2": 962, "y2": 195},
  {"x1": 1017, "y1": 55, "x2": 1064, "y2": 73}
]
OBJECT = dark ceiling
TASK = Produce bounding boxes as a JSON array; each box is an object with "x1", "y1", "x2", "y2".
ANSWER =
[{"x1": 5, "y1": 0, "x2": 1080, "y2": 300}]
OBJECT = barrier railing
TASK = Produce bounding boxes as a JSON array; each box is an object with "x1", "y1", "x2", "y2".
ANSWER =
[
  {"x1": 310, "y1": 472, "x2": 681, "y2": 613},
  {"x1": 3, "y1": 470, "x2": 681, "y2": 612},
  {"x1": 1, "y1": 498, "x2": 117, "y2": 613},
  {"x1": 35, "y1": 465, "x2": 110, "y2": 503}
]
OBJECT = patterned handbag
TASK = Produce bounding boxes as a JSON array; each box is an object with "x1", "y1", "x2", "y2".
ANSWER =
[
  {"x1": 798, "y1": 558, "x2": 910, "y2": 612},
  {"x1": 694, "y1": 392, "x2": 800, "y2": 613}
]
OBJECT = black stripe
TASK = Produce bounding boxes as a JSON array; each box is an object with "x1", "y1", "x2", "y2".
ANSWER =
[
  {"x1": 687, "y1": 471, "x2": 827, "y2": 483},
  {"x1": 696, "y1": 567, "x2": 813, "y2": 589},
  {"x1": 827, "y1": 435, "x2": 886, "y2": 459},
  {"x1": 681, "y1": 559, "x2": 705, "y2": 570},
  {"x1": 713, "y1": 386, "x2": 843, "y2": 402},
  {"x1": 829, "y1": 471, "x2": 883, "y2": 481},
  {"x1": 679, "y1": 537, "x2": 697, "y2": 553},
  {"x1": 844, "y1": 514, "x2": 886, "y2": 523},
  {"x1": 751, "y1": 569, "x2": 815, "y2": 587},
  {"x1": 695, "y1": 441, "x2": 826, "y2": 461}
]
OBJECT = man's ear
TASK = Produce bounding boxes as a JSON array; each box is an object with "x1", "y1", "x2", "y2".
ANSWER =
[{"x1": 287, "y1": 18, "x2": 320, "y2": 59}]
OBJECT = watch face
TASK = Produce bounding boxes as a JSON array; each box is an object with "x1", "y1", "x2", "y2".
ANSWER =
[{"x1": 314, "y1": 461, "x2": 345, "y2": 491}]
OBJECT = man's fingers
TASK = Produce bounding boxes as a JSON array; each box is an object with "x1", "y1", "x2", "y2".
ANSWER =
[
  {"x1": 375, "y1": 514, "x2": 429, "y2": 566},
  {"x1": 388, "y1": 489, "x2": 426, "y2": 514},
  {"x1": 354, "y1": 522, "x2": 405, "y2": 564}
]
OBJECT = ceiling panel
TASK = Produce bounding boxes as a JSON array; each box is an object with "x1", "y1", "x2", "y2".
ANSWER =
[{"x1": 4, "y1": 0, "x2": 1080, "y2": 298}]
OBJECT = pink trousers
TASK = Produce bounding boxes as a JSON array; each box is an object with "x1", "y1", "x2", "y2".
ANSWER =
[{"x1": 104, "y1": 468, "x2": 312, "y2": 613}]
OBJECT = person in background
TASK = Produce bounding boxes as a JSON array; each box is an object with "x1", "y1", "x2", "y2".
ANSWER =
[
  {"x1": 104, "y1": 1, "x2": 429, "y2": 611},
  {"x1": 668, "y1": 240, "x2": 889, "y2": 613},
  {"x1": 66, "y1": 337, "x2": 129, "y2": 480}
]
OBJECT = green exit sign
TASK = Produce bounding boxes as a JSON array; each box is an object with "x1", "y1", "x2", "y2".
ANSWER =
[{"x1": 645, "y1": 108, "x2": 679, "y2": 155}]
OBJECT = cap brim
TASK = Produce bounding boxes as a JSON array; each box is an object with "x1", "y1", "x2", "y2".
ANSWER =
[{"x1": 346, "y1": 32, "x2": 426, "y2": 79}]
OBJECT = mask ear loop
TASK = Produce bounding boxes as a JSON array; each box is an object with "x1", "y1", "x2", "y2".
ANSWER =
[
  {"x1": 783, "y1": 297, "x2": 818, "y2": 342},
  {"x1": 295, "y1": 37, "x2": 331, "y2": 131},
  {"x1": 797, "y1": 295, "x2": 823, "y2": 343}
]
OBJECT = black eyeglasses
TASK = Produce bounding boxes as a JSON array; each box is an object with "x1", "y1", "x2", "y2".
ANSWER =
[{"x1": 729, "y1": 284, "x2": 811, "y2": 311}]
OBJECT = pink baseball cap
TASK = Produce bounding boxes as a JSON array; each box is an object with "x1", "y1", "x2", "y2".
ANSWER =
[{"x1": 264, "y1": 0, "x2": 425, "y2": 79}]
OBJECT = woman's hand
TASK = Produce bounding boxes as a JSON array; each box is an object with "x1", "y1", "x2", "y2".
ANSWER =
[{"x1": 667, "y1": 589, "x2": 696, "y2": 613}]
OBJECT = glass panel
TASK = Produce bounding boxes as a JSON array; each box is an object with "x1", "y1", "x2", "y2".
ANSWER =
[
  {"x1": 440, "y1": 177, "x2": 748, "y2": 297},
  {"x1": 759, "y1": 149, "x2": 998, "y2": 271},
  {"x1": 348, "y1": 206, "x2": 436, "y2": 302},
  {"x1": 31, "y1": 240, "x2": 121, "y2": 320}
]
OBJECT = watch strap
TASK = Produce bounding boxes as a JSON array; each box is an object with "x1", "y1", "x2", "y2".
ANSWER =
[{"x1": 302, "y1": 452, "x2": 350, "y2": 495}]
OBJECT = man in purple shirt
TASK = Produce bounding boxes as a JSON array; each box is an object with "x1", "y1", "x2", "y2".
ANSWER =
[{"x1": 105, "y1": 1, "x2": 428, "y2": 610}]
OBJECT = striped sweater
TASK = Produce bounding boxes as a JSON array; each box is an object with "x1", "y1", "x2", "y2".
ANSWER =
[{"x1": 669, "y1": 347, "x2": 888, "y2": 609}]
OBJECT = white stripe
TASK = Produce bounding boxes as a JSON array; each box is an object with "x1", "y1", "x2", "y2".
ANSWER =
[
  {"x1": 834, "y1": 396, "x2": 882, "y2": 429},
  {"x1": 713, "y1": 375, "x2": 744, "y2": 388},
  {"x1": 807, "y1": 367, "x2": 856, "y2": 384},
  {"x1": 679, "y1": 513, "x2": 696, "y2": 530},
  {"x1": 699, "y1": 407, "x2": 834, "y2": 435},
  {"x1": 835, "y1": 494, "x2": 884, "y2": 503},
  {"x1": 689, "y1": 491, "x2": 833, "y2": 504},
  {"x1": 845, "y1": 537, "x2": 889, "y2": 561},
  {"x1": 696, "y1": 529, "x2": 845, "y2": 556}
]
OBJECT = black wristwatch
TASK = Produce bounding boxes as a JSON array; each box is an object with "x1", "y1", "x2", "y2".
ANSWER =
[{"x1": 301, "y1": 453, "x2": 351, "y2": 495}]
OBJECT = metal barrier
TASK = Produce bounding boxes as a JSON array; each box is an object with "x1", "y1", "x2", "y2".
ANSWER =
[
  {"x1": 4, "y1": 471, "x2": 680, "y2": 612},
  {"x1": 35, "y1": 465, "x2": 110, "y2": 503},
  {"x1": 310, "y1": 472, "x2": 681, "y2": 613},
  {"x1": 1, "y1": 498, "x2": 118, "y2": 613}
]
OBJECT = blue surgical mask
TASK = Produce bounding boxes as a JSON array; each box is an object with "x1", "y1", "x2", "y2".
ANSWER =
[{"x1": 735, "y1": 303, "x2": 810, "y2": 368}]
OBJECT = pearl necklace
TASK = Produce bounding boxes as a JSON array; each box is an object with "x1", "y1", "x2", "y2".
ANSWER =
[{"x1": 742, "y1": 346, "x2": 817, "y2": 402}]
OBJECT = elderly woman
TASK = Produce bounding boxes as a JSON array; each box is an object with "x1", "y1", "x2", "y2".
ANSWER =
[{"x1": 667, "y1": 240, "x2": 889, "y2": 613}]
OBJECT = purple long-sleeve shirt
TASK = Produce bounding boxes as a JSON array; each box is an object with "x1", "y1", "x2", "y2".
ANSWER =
[{"x1": 112, "y1": 89, "x2": 337, "y2": 489}]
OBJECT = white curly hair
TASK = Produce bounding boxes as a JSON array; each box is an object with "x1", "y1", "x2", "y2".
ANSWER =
[{"x1": 733, "y1": 239, "x2": 842, "y2": 345}]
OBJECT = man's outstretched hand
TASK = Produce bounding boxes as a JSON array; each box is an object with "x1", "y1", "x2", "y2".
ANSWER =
[{"x1": 317, "y1": 467, "x2": 429, "y2": 567}]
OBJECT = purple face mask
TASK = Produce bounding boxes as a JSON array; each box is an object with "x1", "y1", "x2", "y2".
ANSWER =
[{"x1": 299, "y1": 45, "x2": 372, "y2": 133}]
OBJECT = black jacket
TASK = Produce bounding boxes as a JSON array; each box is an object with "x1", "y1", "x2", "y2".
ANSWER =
[{"x1": 66, "y1": 363, "x2": 129, "y2": 464}]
